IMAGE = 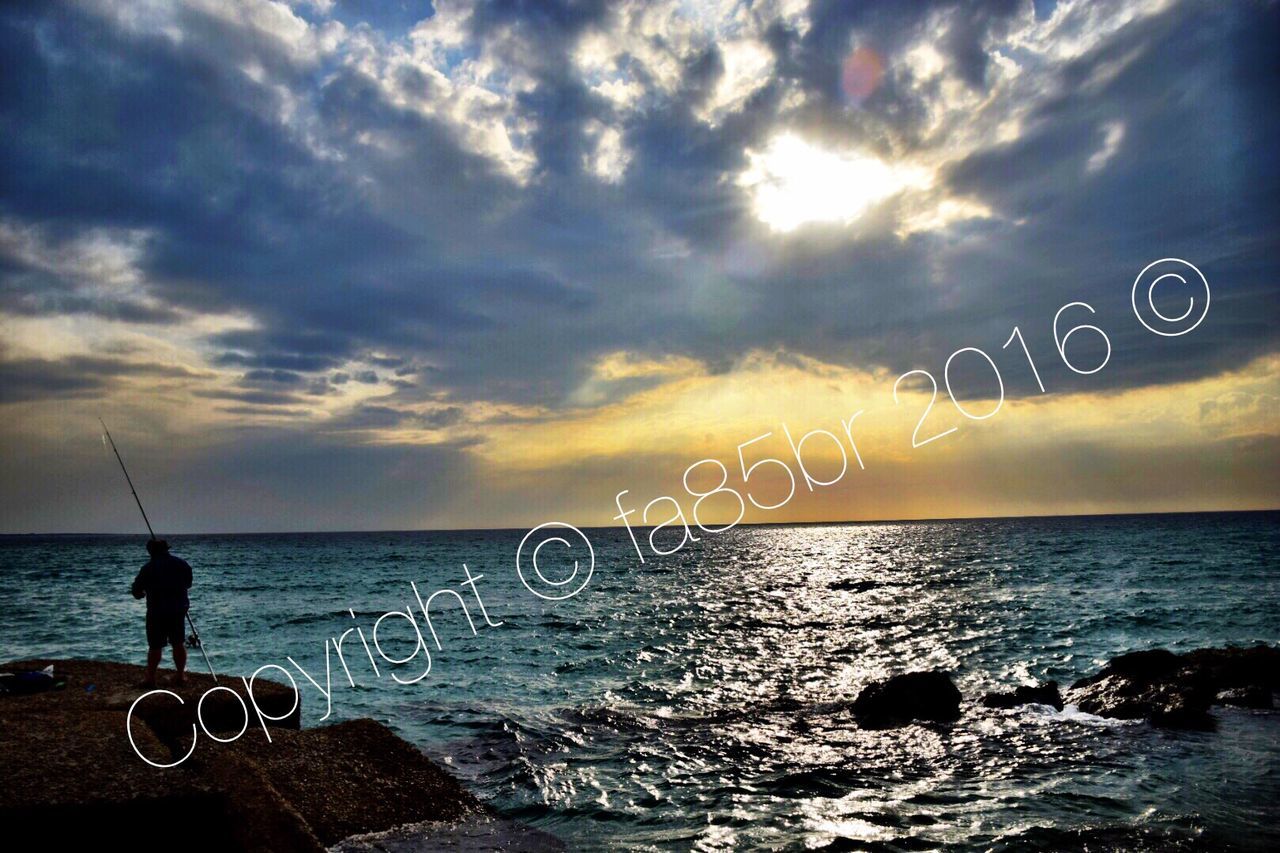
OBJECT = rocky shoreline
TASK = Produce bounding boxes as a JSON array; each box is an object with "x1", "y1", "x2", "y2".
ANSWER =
[
  {"x1": 1065, "y1": 645, "x2": 1278, "y2": 729},
  {"x1": 850, "y1": 643, "x2": 1278, "y2": 730},
  {"x1": 0, "y1": 658, "x2": 560, "y2": 852},
  {"x1": 2, "y1": 647, "x2": 1275, "y2": 849}
]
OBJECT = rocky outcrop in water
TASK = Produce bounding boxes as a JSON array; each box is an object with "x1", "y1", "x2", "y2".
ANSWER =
[
  {"x1": 851, "y1": 670, "x2": 962, "y2": 728},
  {"x1": 1066, "y1": 645, "x2": 1279, "y2": 730},
  {"x1": 1215, "y1": 685, "x2": 1272, "y2": 709},
  {"x1": 981, "y1": 681, "x2": 1064, "y2": 711},
  {"x1": 0, "y1": 659, "x2": 551, "y2": 851}
]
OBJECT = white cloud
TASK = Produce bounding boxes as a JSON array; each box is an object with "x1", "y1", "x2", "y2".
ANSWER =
[
  {"x1": 0, "y1": 219, "x2": 153, "y2": 304},
  {"x1": 1003, "y1": 0, "x2": 1175, "y2": 64},
  {"x1": 1086, "y1": 121, "x2": 1126, "y2": 173},
  {"x1": 698, "y1": 38, "x2": 774, "y2": 125},
  {"x1": 83, "y1": 0, "x2": 343, "y2": 63},
  {"x1": 583, "y1": 121, "x2": 630, "y2": 183},
  {"x1": 339, "y1": 1, "x2": 540, "y2": 182}
]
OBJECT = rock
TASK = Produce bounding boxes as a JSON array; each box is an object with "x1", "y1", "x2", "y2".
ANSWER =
[
  {"x1": 1, "y1": 658, "x2": 300, "y2": 749},
  {"x1": 333, "y1": 814, "x2": 566, "y2": 852},
  {"x1": 1215, "y1": 685, "x2": 1273, "y2": 709},
  {"x1": 1144, "y1": 684, "x2": 1216, "y2": 731},
  {"x1": 1074, "y1": 649, "x2": 1181, "y2": 686},
  {"x1": 1068, "y1": 674, "x2": 1154, "y2": 721},
  {"x1": 0, "y1": 705, "x2": 323, "y2": 851},
  {"x1": 0, "y1": 659, "x2": 526, "y2": 851},
  {"x1": 220, "y1": 718, "x2": 481, "y2": 846},
  {"x1": 851, "y1": 671, "x2": 962, "y2": 728},
  {"x1": 828, "y1": 579, "x2": 879, "y2": 592},
  {"x1": 1181, "y1": 645, "x2": 1280, "y2": 690},
  {"x1": 981, "y1": 681, "x2": 1063, "y2": 711},
  {"x1": 1066, "y1": 644, "x2": 1280, "y2": 731},
  {"x1": 1070, "y1": 671, "x2": 1215, "y2": 731}
]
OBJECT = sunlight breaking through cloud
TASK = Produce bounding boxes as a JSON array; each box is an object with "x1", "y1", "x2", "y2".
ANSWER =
[{"x1": 739, "y1": 135, "x2": 930, "y2": 233}]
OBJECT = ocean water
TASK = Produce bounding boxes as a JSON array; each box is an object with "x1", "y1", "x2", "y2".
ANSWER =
[{"x1": 1, "y1": 511, "x2": 1277, "y2": 851}]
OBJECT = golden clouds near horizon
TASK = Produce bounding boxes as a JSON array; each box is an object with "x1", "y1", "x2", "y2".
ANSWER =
[
  {"x1": 447, "y1": 348, "x2": 1279, "y2": 527},
  {"x1": 481, "y1": 350, "x2": 1280, "y2": 467},
  {"x1": 4, "y1": 334, "x2": 1274, "y2": 531}
]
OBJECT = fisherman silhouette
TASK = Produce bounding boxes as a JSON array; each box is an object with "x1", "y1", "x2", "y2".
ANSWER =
[{"x1": 130, "y1": 539, "x2": 193, "y2": 688}]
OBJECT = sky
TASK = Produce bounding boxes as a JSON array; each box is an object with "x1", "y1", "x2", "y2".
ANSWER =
[{"x1": 0, "y1": 0, "x2": 1276, "y2": 534}]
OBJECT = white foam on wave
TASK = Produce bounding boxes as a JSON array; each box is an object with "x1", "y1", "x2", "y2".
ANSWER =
[{"x1": 1031, "y1": 703, "x2": 1141, "y2": 727}]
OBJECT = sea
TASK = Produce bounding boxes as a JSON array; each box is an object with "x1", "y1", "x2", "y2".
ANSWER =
[{"x1": 1, "y1": 511, "x2": 1277, "y2": 851}]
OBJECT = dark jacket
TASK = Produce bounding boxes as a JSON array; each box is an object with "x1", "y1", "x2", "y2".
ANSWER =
[{"x1": 131, "y1": 553, "x2": 193, "y2": 615}]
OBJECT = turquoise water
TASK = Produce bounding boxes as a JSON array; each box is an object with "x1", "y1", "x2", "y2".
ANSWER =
[{"x1": 1, "y1": 511, "x2": 1278, "y2": 850}]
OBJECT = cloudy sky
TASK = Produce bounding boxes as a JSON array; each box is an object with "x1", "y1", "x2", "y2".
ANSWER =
[{"x1": 1, "y1": 0, "x2": 1276, "y2": 533}]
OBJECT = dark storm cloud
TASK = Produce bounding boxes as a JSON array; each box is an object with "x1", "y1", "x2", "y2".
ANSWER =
[
  {"x1": 935, "y1": 1, "x2": 1280, "y2": 389},
  {"x1": 0, "y1": 258, "x2": 184, "y2": 324},
  {"x1": 592, "y1": 0, "x2": 1280, "y2": 395},
  {"x1": 0, "y1": 0, "x2": 1276, "y2": 534},
  {"x1": 212, "y1": 351, "x2": 342, "y2": 372},
  {"x1": 0, "y1": 1, "x2": 499, "y2": 380},
  {"x1": 242, "y1": 368, "x2": 306, "y2": 386},
  {"x1": 794, "y1": 0, "x2": 1024, "y2": 113},
  {"x1": 0, "y1": 355, "x2": 202, "y2": 403},
  {"x1": 0, "y1": 361, "x2": 102, "y2": 403},
  {"x1": 194, "y1": 388, "x2": 306, "y2": 406},
  {"x1": 0, "y1": 0, "x2": 1276, "y2": 412},
  {"x1": 329, "y1": 403, "x2": 465, "y2": 431}
]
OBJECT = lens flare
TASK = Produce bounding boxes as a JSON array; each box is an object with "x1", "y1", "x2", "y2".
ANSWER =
[{"x1": 841, "y1": 46, "x2": 884, "y2": 104}]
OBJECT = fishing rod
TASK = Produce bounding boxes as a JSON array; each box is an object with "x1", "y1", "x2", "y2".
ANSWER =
[{"x1": 100, "y1": 418, "x2": 217, "y2": 682}]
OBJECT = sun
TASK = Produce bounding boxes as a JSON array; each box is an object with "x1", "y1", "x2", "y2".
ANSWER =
[{"x1": 739, "y1": 134, "x2": 928, "y2": 233}]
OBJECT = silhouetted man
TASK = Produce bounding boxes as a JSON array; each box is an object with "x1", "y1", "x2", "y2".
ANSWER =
[{"x1": 131, "y1": 539, "x2": 193, "y2": 688}]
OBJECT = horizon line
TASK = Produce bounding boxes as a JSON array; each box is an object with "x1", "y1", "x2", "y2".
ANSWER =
[{"x1": 4, "y1": 505, "x2": 1276, "y2": 538}]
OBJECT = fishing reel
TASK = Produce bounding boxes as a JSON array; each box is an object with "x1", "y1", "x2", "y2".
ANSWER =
[{"x1": 186, "y1": 633, "x2": 202, "y2": 649}]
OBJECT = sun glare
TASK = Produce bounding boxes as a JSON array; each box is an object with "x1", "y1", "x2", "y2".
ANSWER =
[{"x1": 740, "y1": 134, "x2": 928, "y2": 233}]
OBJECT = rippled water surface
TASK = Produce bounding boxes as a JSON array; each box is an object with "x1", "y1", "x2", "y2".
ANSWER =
[{"x1": 2, "y1": 511, "x2": 1278, "y2": 850}]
